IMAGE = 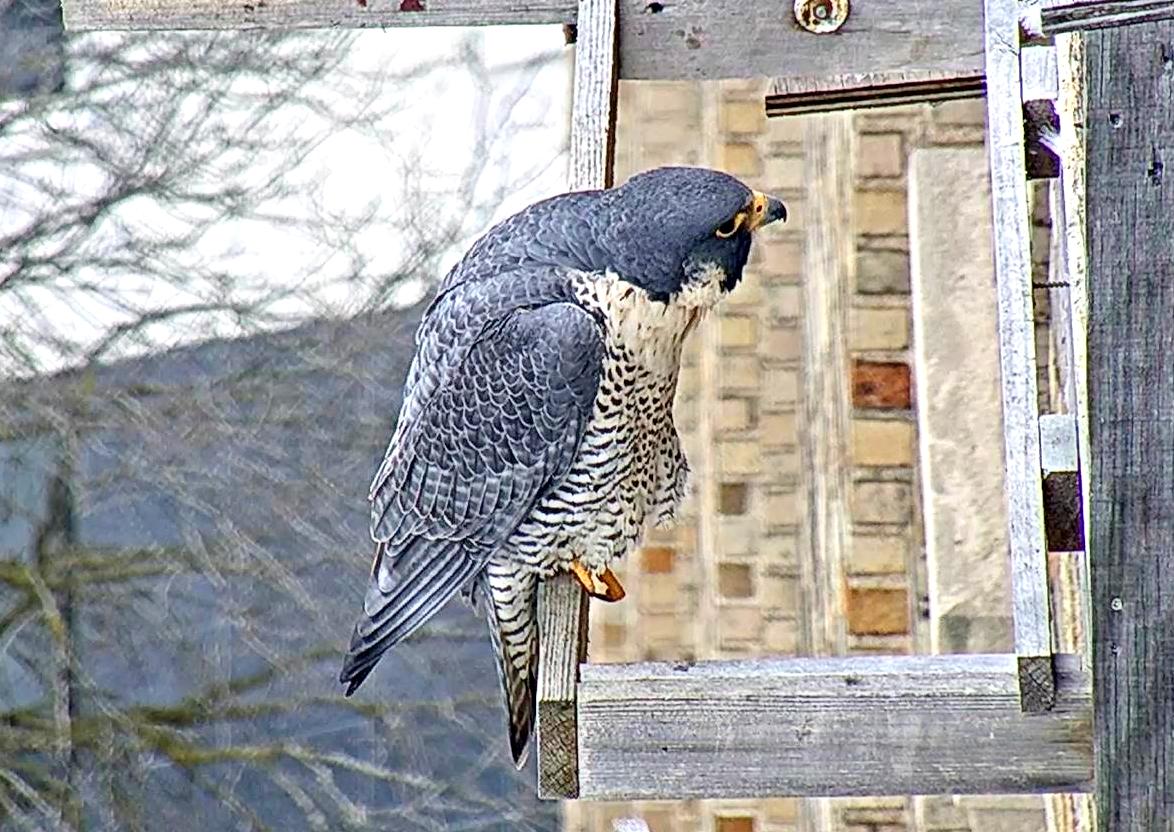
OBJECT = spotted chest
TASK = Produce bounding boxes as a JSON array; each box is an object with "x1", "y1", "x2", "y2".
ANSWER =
[{"x1": 505, "y1": 272, "x2": 701, "y2": 574}]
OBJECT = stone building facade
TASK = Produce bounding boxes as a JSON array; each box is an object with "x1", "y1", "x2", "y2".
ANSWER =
[{"x1": 562, "y1": 80, "x2": 1061, "y2": 832}]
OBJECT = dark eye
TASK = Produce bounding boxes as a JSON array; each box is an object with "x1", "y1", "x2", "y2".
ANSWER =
[{"x1": 715, "y1": 214, "x2": 744, "y2": 238}]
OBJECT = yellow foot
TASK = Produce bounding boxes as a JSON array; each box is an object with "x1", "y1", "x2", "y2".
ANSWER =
[{"x1": 568, "y1": 561, "x2": 626, "y2": 603}]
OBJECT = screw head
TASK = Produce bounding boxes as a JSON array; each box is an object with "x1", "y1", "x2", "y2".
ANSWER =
[{"x1": 794, "y1": 0, "x2": 848, "y2": 33}]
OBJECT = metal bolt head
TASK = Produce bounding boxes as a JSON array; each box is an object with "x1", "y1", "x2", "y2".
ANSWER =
[{"x1": 794, "y1": 0, "x2": 848, "y2": 33}]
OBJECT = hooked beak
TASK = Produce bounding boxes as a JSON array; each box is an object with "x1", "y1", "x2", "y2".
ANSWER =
[{"x1": 747, "y1": 190, "x2": 788, "y2": 230}]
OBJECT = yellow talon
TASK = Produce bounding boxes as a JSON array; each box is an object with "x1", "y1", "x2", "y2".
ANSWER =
[{"x1": 568, "y1": 561, "x2": 626, "y2": 603}]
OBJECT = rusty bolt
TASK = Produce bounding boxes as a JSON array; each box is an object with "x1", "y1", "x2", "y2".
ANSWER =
[{"x1": 794, "y1": 0, "x2": 848, "y2": 33}]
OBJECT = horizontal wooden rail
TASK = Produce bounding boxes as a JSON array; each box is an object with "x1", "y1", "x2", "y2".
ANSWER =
[{"x1": 575, "y1": 653, "x2": 1091, "y2": 800}]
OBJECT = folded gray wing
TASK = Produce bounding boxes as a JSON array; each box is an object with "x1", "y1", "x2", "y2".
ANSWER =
[{"x1": 340, "y1": 298, "x2": 603, "y2": 693}]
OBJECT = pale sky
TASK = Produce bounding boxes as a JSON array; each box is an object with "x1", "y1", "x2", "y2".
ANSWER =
[{"x1": 0, "y1": 25, "x2": 571, "y2": 375}]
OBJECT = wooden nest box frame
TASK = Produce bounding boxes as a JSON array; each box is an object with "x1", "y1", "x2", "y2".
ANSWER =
[{"x1": 63, "y1": 0, "x2": 1174, "y2": 827}]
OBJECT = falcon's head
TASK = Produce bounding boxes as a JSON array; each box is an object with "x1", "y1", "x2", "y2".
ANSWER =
[
  {"x1": 593, "y1": 166, "x2": 787, "y2": 305},
  {"x1": 451, "y1": 166, "x2": 786, "y2": 308}
]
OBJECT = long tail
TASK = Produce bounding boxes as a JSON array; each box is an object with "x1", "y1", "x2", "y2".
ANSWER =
[
  {"x1": 479, "y1": 561, "x2": 539, "y2": 768},
  {"x1": 340, "y1": 538, "x2": 482, "y2": 695}
]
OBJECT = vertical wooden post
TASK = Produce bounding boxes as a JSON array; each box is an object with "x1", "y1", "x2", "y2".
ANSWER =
[
  {"x1": 798, "y1": 111, "x2": 853, "y2": 832},
  {"x1": 1086, "y1": 19, "x2": 1174, "y2": 829},
  {"x1": 983, "y1": 0, "x2": 1056, "y2": 711},
  {"x1": 535, "y1": 0, "x2": 618, "y2": 800}
]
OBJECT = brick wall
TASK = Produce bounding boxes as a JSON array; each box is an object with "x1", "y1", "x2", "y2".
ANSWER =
[{"x1": 561, "y1": 83, "x2": 1049, "y2": 832}]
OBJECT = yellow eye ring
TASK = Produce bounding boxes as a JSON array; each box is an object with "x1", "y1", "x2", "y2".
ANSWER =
[{"x1": 716, "y1": 212, "x2": 746, "y2": 238}]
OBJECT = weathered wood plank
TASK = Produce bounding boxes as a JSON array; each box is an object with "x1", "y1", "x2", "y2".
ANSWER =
[
  {"x1": 1022, "y1": 0, "x2": 1174, "y2": 39},
  {"x1": 797, "y1": 110, "x2": 853, "y2": 832},
  {"x1": 568, "y1": 0, "x2": 617, "y2": 191},
  {"x1": 621, "y1": 0, "x2": 983, "y2": 81},
  {"x1": 534, "y1": 0, "x2": 614, "y2": 799},
  {"x1": 984, "y1": 0, "x2": 1055, "y2": 709},
  {"x1": 798, "y1": 112, "x2": 851, "y2": 661},
  {"x1": 767, "y1": 71, "x2": 985, "y2": 116},
  {"x1": 576, "y1": 653, "x2": 1092, "y2": 800},
  {"x1": 1086, "y1": 20, "x2": 1174, "y2": 829},
  {"x1": 63, "y1": 0, "x2": 575, "y2": 31},
  {"x1": 536, "y1": 573, "x2": 589, "y2": 799},
  {"x1": 63, "y1": 0, "x2": 986, "y2": 91}
]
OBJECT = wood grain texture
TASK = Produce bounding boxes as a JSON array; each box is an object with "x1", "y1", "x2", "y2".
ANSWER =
[
  {"x1": 798, "y1": 113, "x2": 852, "y2": 662},
  {"x1": 576, "y1": 653, "x2": 1092, "y2": 799},
  {"x1": 63, "y1": 0, "x2": 574, "y2": 31},
  {"x1": 984, "y1": 0, "x2": 1055, "y2": 701},
  {"x1": 65, "y1": 0, "x2": 984, "y2": 87},
  {"x1": 568, "y1": 0, "x2": 617, "y2": 191},
  {"x1": 1043, "y1": 36, "x2": 1095, "y2": 832},
  {"x1": 1086, "y1": 20, "x2": 1174, "y2": 829},
  {"x1": 1036, "y1": 0, "x2": 1174, "y2": 36},
  {"x1": 535, "y1": 0, "x2": 614, "y2": 797},
  {"x1": 797, "y1": 110, "x2": 854, "y2": 832},
  {"x1": 767, "y1": 71, "x2": 984, "y2": 116},
  {"x1": 620, "y1": 0, "x2": 983, "y2": 81},
  {"x1": 535, "y1": 572, "x2": 589, "y2": 799}
]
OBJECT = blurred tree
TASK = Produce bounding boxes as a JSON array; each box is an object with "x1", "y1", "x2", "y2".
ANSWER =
[{"x1": 0, "y1": 16, "x2": 565, "y2": 832}]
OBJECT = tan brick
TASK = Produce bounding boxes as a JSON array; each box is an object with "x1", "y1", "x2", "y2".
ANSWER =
[
  {"x1": 759, "y1": 237, "x2": 804, "y2": 281},
  {"x1": 765, "y1": 155, "x2": 805, "y2": 190},
  {"x1": 717, "y1": 440, "x2": 762, "y2": 476},
  {"x1": 719, "y1": 315, "x2": 759, "y2": 349},
  {"x1": 766, "y1": 283, "x2": 803, "y2": 320},
  {"x1": 857, "y1": 133, "x2": 905, "y2": 179},
  {"x1": 718, "y1": 397, "x2": 754, "y2": 432},
  {"x1": 761, "y1": 572, "x2": 798, "y2": 610},
  {"x1": 718, "y1": 481, "x2": 750, "y2": 515},
  {"x1": 933, "y1": 97, "x2": 987, "y2": 126},
  {"x1": 851, "y1": 481, "x2": 913, "y2": 524},
  {"x1": 645, "y1": 613, "x2": 683, "y2": 645},
  {"x1": 857, "y1": 189, "x2": 909, "y2": 235},
  {"x1": 642, "y1": 545, "x2": 676, "y2": 574},
  {"x1": 846, "y1": 587, "x2": 910, "y2": 635},
  {"x1": 722, "y1": 99, "x2": 766, "y2": 134},
  {"x1": 762, "y1": 448, "x2": 799, "y2": 479},
  {"x1": 761, "y1": 410, "x2": 798, "y2": 445},
  {"x1": 758, "y1": 532, "x2": 797, "y2": 564},
  {"x1": 719, "y1": 607, "x2": 762, "y2": 644},
  {"x1": 764, "y1": 618, "x2": 799, "y2": 653},
  {"x1": 717, "y1": 516, "x2": 756, "y2": 556},
  {"x1": 762, "y1": 324, "x2": 801, "y2": 361},
  {"x1": 719, "y1": 355, "x2": 762, "y2": 390},
  {"x1": 767, "y1": 114, "x2": 806, "y2": 143},
  {"x1": 640, "y1": 809, "x2": 676, "y2": 832},
  {"x1": 764, "y1": 798, "x2": 800, "y2": 823},
  {"x1": 725, "y1": 274, "x2": 764, "y2": 308},
  {"x1": 719, "y1": 142, "x2": 763, "y2": 177},
  {"x1": 762, "y1": 368, "x2": 799, "y2": 408},
  {"x1": 641, "y1": 82, "x2": 699, "y2": 119},
  {"x1": 856, "y1": 248, "x2": 911, "y2": 294},
  {"x1": 719, "y1": 562, "x2": 755, "y2": 598},
  {"x1": 763, "y1": 488, "x2": 800, "y2": 526},
  {"x1": 601, "y1": 622, "x2": 627, "y2": 648},
  {"x1": 640, "y1": 574, "x2": 679, "y2": 612},
  {"x1": 849, "y1": 307, "x2": 909, "y2": 351},
  {"x1": 849, "y1": 534, "x2": 907, "y2": 575},
  {"x1": 851, "y1": 419, "x2": 915, "y2": 466}
]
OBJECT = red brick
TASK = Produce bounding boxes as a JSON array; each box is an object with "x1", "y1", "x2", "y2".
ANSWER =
[{"x1": 852, "y1": 360, "x2": 912, "y2": 409}]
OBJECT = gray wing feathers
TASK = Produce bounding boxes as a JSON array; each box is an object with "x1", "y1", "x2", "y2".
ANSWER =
[{"x1": 340, "y1": 294, "x2": 603, "y2": 696}]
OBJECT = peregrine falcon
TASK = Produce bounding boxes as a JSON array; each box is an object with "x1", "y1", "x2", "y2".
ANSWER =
[{"x1": 340, "y1": 166, "x2": 786, "y2": 766}]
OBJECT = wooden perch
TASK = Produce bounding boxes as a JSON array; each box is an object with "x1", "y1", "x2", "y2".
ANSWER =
[{"x1": 576, "y1": 653, "x2": 1092, "y2": 800}]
